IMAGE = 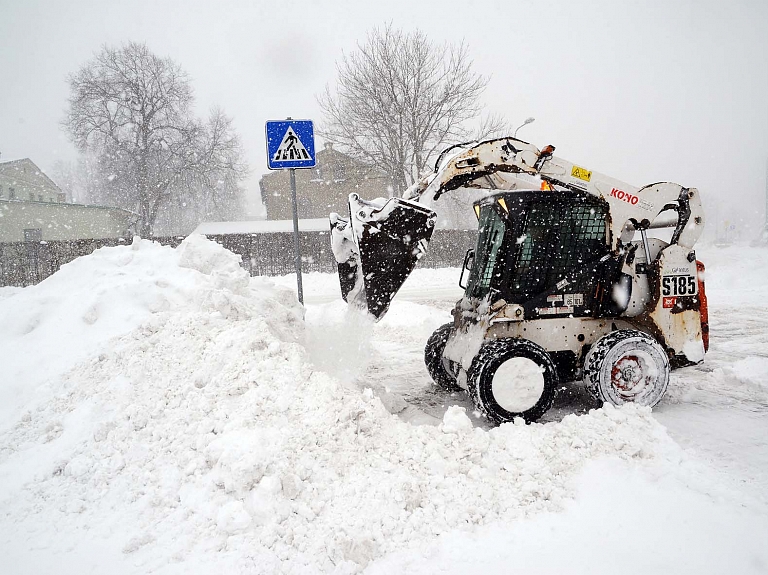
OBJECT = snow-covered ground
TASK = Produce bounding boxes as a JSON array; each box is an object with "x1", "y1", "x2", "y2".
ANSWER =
[{"x1": 1, "y1": 237, "x2": 767, "y2": 574}]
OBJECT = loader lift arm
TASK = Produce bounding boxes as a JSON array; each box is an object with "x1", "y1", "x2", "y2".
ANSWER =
[
  {"x1": 330, "y1": 137, "x2": 705, "y2": 319},
  {"x1": 405, "y1": 137, "x2": 704, "y2": 250}
]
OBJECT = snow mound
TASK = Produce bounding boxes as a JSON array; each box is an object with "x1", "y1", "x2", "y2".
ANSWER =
[
  {"x1": 1, "y1": 236, "x2": 689, "y2": 573},
  {"x1": 0, "y1": 235, "x2": 301, "y2": 425}
]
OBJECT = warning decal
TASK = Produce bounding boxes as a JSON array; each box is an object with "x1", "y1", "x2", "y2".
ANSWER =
[
  {"x1": 272, "y1": 127, "x2": 311, "y2": 162},
  {"x1": 571, "y1": 165, "x2": 592, "y2": 182}
]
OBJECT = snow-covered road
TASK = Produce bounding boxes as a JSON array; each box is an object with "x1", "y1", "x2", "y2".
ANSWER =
[{"x1": 1, "y1": 237, "x2": 767, "y2": 574}]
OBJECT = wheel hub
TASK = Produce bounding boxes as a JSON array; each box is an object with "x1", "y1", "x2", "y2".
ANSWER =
[
  {"x1": 491, "y1": 357, "x2": 545, "y2": 413},
  {"x1": 611, "y1": 355, "x2": 648, "y2": 398},
  {"x1": 586, "y1": 330, "x2": 670, "y2": 409}
]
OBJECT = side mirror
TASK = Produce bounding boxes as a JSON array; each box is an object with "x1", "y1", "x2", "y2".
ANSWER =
[{"x1": 459, "y1": 249, "x2": 475, "y2": 289}]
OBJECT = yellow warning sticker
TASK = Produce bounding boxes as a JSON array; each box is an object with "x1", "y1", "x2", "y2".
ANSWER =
[{"x1": 571, "y1": 165, "x2": 592, "y2": 182}]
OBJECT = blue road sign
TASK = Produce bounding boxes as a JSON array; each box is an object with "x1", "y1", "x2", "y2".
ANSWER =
[{"x1": 266, "y1": 120, "x2": 316, "y2": 170}]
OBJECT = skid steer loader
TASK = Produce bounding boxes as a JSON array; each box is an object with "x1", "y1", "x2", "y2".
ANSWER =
[{"x1": 329, "y1": 137, "x2": 708, "y2": 423}]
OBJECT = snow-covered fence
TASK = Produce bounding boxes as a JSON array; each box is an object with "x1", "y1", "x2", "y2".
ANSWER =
[
  {"x1": 0, "y1": 230, "x2": 477, "y2": 287},
  {"x1": 417, "y1": 229, "x2": 477, "y2": 269},
  {"x1": 0, "y1": 237, "x2": 183, "y2": 287}
]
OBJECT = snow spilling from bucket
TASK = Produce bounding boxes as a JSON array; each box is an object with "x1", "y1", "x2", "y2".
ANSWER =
[
  {"x1": 304, "y1": 301, "x2": 375, "y2": 385},
  {"x1": 1, "y1": 237, "x2": 765, "y2": 574}
]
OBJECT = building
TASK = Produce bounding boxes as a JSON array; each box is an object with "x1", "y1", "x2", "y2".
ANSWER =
[
  {"x1": 0, "y1": 158, "x2": 137, "y2": 242},
  {"x1": 0, "y1": 158, "x2": 66, "y2": 204},
  {"x1": 259, "y1": 144, "x2": 390, "y2": 220}
]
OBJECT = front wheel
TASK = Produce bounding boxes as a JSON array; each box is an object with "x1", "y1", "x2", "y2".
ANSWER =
[
  {"x1": 583, "y1": 330, "x2": 670, "y2": 407},
  {"x1": 467, "y1": 338, "x2": 559, "y2": 424}
]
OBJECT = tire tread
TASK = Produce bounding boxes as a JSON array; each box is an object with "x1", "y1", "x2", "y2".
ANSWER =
[
  {"x1": 467, "y1": 338, "x2": 559, "y2": 424},
  {"x1": 424, "y1": 323, "x2": 461, "y2": 392}
]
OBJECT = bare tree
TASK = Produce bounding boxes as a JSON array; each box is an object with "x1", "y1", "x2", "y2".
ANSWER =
[
  {"x1": 155, "y1": 108, "x2": 247, "y2": 233},
  {"x1": 50, "y1": 159, "x2": 81, "y2": 203},
  {"x1": 63, "y1": 42, "x2": 247, "y2": 235},
  {"x1": 318, "y1": 25, "x2": 507, "y2": 196}
]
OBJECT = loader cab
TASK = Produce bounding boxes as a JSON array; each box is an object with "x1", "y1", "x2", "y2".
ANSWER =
[{"x1": 463, "y1": 191, "x2": 612, "y2": 313}]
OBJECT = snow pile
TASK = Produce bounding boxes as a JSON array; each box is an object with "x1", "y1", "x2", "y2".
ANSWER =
[
  {"x1": 0, "y1": 236, "x2": 696, "y2": 574},
  {"x1": 0, "y1": 235, "x2": 299, "y2": 424},
  {"x1": 367, "y1": 457, "x2": 768, "y2": 575}
]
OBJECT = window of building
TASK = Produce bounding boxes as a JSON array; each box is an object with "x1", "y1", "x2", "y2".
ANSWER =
[
  {"x1": 8, "y1": 188, "x2": 15, "y2": 200},
  {"x1": 38, "y1": 194, "x2": 44, "y2": 202},
  {"x1": 29, "y1": 193, "x2": 35, "y2": 201},
  {"x1": 310, "y1": 166, "x2": 324, "y2": 182},
  {"x1": 333, "y1": 163, "x2": 346, "y2": 182},
  {"x1": 24, "y1": 228, "x2": 42, "y2": 242}
]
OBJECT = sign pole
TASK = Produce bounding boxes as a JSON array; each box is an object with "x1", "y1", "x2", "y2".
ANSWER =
[
  {"x1": 265, "y1": 116, "x2": 315, "y2": 304},
  {"x1": 289, "y1": 166, "x2": 304, "y2": 304}
]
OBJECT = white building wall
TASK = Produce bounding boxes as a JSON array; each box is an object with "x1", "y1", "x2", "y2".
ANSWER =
[{"x1": 0, "y1": 200, "x2": 137, "y2": 242}]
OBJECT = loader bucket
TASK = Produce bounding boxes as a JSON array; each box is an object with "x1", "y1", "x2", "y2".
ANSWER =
[
  {"x1": 329, "y1": 212, "x2": 363, "y2": 304},
  {"x1": 330, "y1": 194, "x2": 436, "y2": 320}
]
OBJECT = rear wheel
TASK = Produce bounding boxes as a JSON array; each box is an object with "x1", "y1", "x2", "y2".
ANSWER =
[
  {"x1": 424, "y1": 323, "x2": 461, "y2": 392},
  {"x1": 467, "y1": 338, "x2": 558, "y2": 424},
  {"x1": 583, "y1": 330, "x2": 670, "y2": 407}
]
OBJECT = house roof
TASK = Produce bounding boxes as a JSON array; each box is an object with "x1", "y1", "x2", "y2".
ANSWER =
[
  {"x1": 0, "y1": 197, "x2": 138, "y2": 217},
  {"x1": 0, "y1": 158, "x2": 62, "y2": 193},
  {"x1": 193, "y1": 218, "x2": 330, "y2": 235}
]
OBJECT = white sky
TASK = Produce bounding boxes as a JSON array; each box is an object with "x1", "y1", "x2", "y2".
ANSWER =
[{"x1": 1, "y1": 0, "x2": 767, "y2": 231}]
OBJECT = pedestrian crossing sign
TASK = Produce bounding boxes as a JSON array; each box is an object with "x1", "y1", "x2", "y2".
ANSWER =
[{"x1": 266, "y1": 120, "x2": 316, "y2": 170}]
